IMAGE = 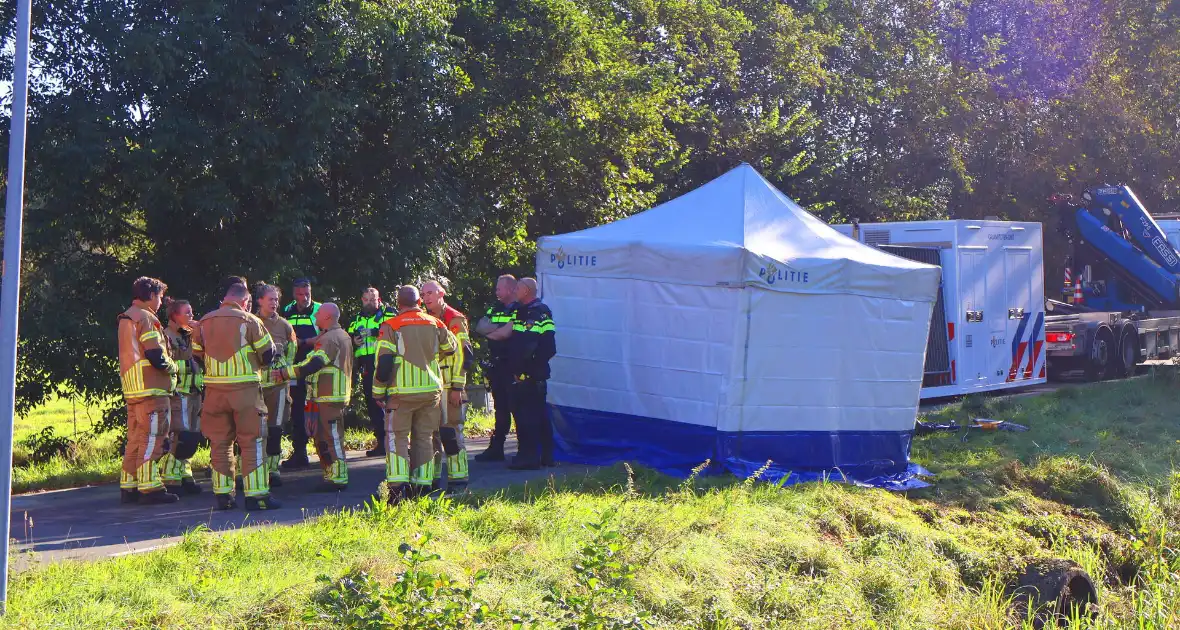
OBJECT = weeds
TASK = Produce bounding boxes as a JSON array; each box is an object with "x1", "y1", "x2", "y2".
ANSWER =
[
  {"x1": 543, "y1": 507, "x2": 650, "y2": 630},
  {"x1": 306, "y1": 532, "x2": 517, "y2": 629},
  {"x1": 305, "y1": 508, "x2": 650, "y2": 630}
]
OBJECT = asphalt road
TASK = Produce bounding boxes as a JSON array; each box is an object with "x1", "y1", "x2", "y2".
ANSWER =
[{"x1": 8, "y1": 436, "x2": 595, "y2": 569}]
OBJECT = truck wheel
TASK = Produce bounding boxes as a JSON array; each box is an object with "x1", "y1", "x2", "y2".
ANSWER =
[
  {"x1": 1086, "y1": 326, "x2": 1114, "y2": 381},
  {"x1": 1117, "y1": 326, "x2": 1139, "y2": 378}
]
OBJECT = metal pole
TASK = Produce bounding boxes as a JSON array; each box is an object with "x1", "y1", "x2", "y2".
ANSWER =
[{"x1": 0, "y1": 0, "x2": 34, "y2": 615}]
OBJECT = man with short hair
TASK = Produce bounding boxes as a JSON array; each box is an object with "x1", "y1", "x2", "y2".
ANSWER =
[
  {"x1": 421, "y1": 279, "x2": 473, "y2": 492},
  {"x1": 280, "y1": 278, "x2": 321, "y2": 469},
  {"x1": 193, "y1": 283, "x2": 282, "y2": 510},
  {"x1": 218, "y1": 276, "x2": 250, "y2": 312},
  {"x1": 347, "y1": 287, "x2": 389, "y2": 457},
  {"x1": 488, "y1": 277, "x2": 557, "y2": 470},
  {"x1": 473, "y1": 274, "x2": 518, "y2": 462},
  {"x1": 116, "y1": 277, "x2": 180, "y2": 505},
  {"x1": 274, "y1": 303, "x2": 354, "y2": 491},
  {"x1": 373, "y1": 286, "x2": 456, "y2": 502}
]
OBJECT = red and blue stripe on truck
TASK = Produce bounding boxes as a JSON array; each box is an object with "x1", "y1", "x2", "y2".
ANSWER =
[{"x1": 1007, "y1": 311, "x2": 1044, "y2": 382}]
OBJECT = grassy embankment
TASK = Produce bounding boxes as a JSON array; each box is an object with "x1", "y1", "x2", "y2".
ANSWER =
[
  {"x1": 4, "y1": 374, "x2": 1179, "y2": 628},
  {"x1": 11, "y1": 397, "x2": 496, "y2": 494}
]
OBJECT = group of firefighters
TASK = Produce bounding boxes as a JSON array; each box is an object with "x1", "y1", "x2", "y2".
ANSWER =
[{"x1": 116, "y1": 273, "x2": 556, "y2": 510}]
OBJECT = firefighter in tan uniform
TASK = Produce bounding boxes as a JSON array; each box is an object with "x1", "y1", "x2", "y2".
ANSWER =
[
  {"x1": 421, "y1": 280, "x2": 473, "y2": 492},
  {"x1": 191, "y1": 283, "x2": 281, "y2": 511},
  {"x1": 256, "y1": 283, "x2": 296, "y2": 487},
  {"x1": 275, "y1": 303, "x2": 354, "y2": 491},
  {"x1": 117, "y1": 277, "x2": 180, "y2": 505},
  {"x1": 373, "y1": 286, "x2": 456, "y2": 502},
  {"x1": 159, "y1": 298, "x2": 204, "y2": 496}
]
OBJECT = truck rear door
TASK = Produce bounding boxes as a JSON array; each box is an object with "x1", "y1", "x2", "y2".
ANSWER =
[{"x1": 960, "y1": 247, "x2": 988, "y2": 388}]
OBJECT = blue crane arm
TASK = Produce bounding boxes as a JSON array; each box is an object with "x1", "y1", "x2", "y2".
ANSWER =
[
  {"x1": 1087, "y1": 185, "x2": 1180, "y2": 274},
  {"x1": 1073, "y1": 207, "x2": 1180, "y2": 306}
]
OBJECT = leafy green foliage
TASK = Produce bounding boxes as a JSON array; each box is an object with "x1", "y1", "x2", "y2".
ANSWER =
[
  {"x1": 2, "y1": 0, "x2": 1180, "y2": 418},
  {"x1": 17, "y1": 426, "x2": 73, "y2": 465}
]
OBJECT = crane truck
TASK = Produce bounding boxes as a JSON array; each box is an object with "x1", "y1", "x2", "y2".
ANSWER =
[
  {"x1": 1043, "y1": 185, "x2": 1180, "y2": 381},
  {"x1": 835, "y1": 185, "x2": 1180, "y2": 397}
]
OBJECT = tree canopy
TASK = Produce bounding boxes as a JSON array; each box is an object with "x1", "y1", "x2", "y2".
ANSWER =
[{"x1": 2, "y1": 0, "x2": 1178, "y2": 412}]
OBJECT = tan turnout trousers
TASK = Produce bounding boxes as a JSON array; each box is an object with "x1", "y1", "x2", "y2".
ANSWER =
[
  {"x1": 311, "y1": 402, "x2": 348, "y2": 485},
  {"x1": 202, "y1": 386, "x2": 269, "y2": 497},
  {"x1": 121, "y1": 396, "x2": 171, "y2": 493},
  {"x1": 262, "y1": 383, "x2": 290, "y2": 475},
  {"x1": 432, "y1": 396, "x2": 469, "y2": 484},
  {"x1": 160, "y1": 393, "x2": 202, "y2": 483},
  {"x1": 384, "y1": 391, "x2": 442, "y2": 486}
]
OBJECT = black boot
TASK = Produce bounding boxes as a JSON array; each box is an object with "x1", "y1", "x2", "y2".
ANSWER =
[
  {"x1": 316, "y1": 480, "x2": 348, "y2": 492},
  {"x1": 215, "y1": 494, "x2": 237, "y2": 510},
  {"x1": 280, "y1": 452, "x2": 311, "y2": 470},
  {"x1": 245, "y1": 495, "x2": 282, "y2": 510},
  {"x1": 140, "y1": 489, "x2": 180, "y2": 505},
  {"x1": 269, "y1": 472, "x2": 283, "y2": 488},
  {"x1": 474, "y1": 439, "x2": 506, "y2": 462},
  {"x1": 120, "y1": 489, "x2": 140, "y2": 504},
  {"x1": 447, "y1": 481, "x2": 469, "y2": 496},
  {"x1": 166, "y1": 478, "x2": 204, "y2": 496},
  {"x1": 366, "y1": 443, "x2": 386, "y2": 458}
]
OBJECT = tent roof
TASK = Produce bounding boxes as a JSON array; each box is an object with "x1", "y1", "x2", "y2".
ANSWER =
[{"x1": 537, "y1": 164, "x2": 941, "y2": 301}]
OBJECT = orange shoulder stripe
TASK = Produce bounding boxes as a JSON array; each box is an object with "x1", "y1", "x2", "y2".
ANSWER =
[{"x1": 386, "y1": 311, "x2": 442, "y2": 330}]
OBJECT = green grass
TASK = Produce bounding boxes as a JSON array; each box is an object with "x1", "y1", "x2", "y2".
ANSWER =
[
  {"x1": 12, "y1": 397, "x2": 124, "y2": 493},
  {"x1": 12, "y1": 398, "x2": 498, "y2": 494},
  {"x1": 913, "y1": 371, "x2": 1180, "y2": 505},
  {"x1": 4, "y1": 377, "x2": 1179, "y2": 628}
]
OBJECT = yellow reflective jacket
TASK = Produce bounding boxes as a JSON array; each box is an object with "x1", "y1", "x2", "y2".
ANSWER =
[
  {"x1": 117, "y1": 304, "x2": 176, "y2": 400},
  {"x1": 373, "y1": 308, "x2": 455, "y2": 396},
  {"x1": 284, "y1": 326, "x2": 354, "y2": 403}
]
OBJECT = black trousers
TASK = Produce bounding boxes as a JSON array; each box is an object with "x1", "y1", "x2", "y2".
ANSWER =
[
  {"x1": 488, "y1": 367, "x2": 515, "y2": 443},
  {"x1": 510, "y1": 379, "x2": 552, "y2": 463},
  {"x1": 356, "y1": 355, "x2": 385, "y2": 440},
  {"x1": 289, "y1": 380, "x2": 308, "y2": 455}
]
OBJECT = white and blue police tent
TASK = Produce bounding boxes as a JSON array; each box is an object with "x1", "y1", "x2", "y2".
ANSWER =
[{"x1": 535, "y1": 163, "x2": 942, "y2": 489}]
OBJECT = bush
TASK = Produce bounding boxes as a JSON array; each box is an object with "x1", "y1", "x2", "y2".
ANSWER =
[{"x1": 18, "y1": 426, "x2": 74, "y2": 465}]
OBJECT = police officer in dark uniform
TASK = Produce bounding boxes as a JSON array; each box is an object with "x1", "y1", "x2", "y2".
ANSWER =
[
  {"x1": 347, "y1": 287, "x2": 389, "y2": 457},
  {"x1": 474, "y1": 274, "x2": 518, "y2": 462},
  {"x1": 487, "y1": 277, "x2": 556, "y2": 470},
  {"x1": 280, "y1": 277, "x2": 322, "y2": 469}
]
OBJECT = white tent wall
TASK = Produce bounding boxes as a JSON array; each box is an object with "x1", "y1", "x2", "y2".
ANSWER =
[
  {"x1": 534, "y1": 163, "x2": 941, "y2": 483},
  {"x1": 542, "y1": 273, "x2": 746, "y2": 429},
  {"x1": 728, "y1": 289, "x2": 934, "y2": 435}
]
